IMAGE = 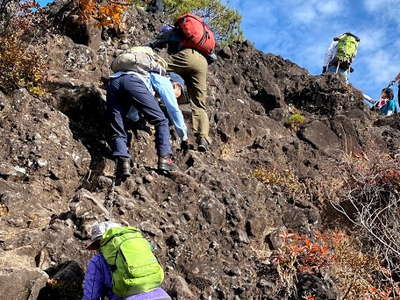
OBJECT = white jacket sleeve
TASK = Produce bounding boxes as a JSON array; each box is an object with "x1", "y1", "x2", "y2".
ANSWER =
[{"x1": 323, "y1": 41, "x2": 337, "y2": 67}]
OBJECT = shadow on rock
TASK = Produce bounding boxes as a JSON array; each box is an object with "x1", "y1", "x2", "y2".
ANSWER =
[
  {"x1": 37, "y1": 261, "x2": 84, "y2": 300},
  {"x1": 51, "y1": 84, "x2": 112, "y2": 185}
]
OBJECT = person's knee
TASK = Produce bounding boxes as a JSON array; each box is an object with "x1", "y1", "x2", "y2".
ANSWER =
[
  {"x1": 150, "y1": 115, "x2": 169, "y2": 127},
  {"x1": 158, "y1": 117, "x2": 169, "y2": 127}
]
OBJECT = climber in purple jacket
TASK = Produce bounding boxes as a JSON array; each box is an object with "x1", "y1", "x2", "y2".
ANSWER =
[{"x1": 82, "y1": 222, "x2": 171, "y2": 300}]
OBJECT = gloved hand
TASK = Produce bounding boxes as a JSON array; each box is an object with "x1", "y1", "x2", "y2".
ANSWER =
[
  {"x1": 206, "y1": 52, "x2": 218, "y2": 65},
  {"x1": 145, "y1": 41, "x2": 155, "y2": 48},
  {"x1": 322, "y1": 66, "x2": 327, "y2": 73},
  {"x1": 180, "y1": 140, "x2": 190, "y2": 152},
  {"x1": 350, "y1": 67, "x2": 354, "y2": 73}
]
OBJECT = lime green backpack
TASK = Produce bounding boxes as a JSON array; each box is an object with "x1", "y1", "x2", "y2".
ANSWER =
[
  {"x1": 334, "y1": 33, "x2": 360, "y2": 68},
  {"x1": 100, "y1": 226, "x2": 164, "y2": 298}
]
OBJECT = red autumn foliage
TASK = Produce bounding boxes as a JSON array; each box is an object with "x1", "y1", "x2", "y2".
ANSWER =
[{"x1": 77, "y1": 0, "x2": 135, "y2": 27}]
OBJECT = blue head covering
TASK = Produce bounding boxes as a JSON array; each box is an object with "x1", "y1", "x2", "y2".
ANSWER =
[
  {"x1": 160, "y1": 24, "x2": 174, "y2": 33},
  {"x1": 169, "y1": 72, "x2": 187, "y2": 92}
]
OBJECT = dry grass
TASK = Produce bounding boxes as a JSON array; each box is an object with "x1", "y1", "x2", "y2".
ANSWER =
[
  {"x1": 330, "y1": 149, "x2": 400, "y2": 274},
  {"x1": 251, "y1": 168, "x2": 305, "y2": 195},
  {"x1": 272, "y1": 230, "x2": 398, "y2": 299},
  {"x1": 219, "y1": 143, "x2": 236, "y2": 160},
  {"x1": 0, "y1": 204, "x2": 8, "y2": 216}
]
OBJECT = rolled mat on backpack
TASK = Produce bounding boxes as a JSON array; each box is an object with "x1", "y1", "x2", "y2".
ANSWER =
[{"x1": 111, "y1": 46, "x2": 168, "y2": 75}]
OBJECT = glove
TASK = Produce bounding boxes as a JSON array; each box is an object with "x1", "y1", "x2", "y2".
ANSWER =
[
  {"x1": 350, "y1": 67, "x2": 354, "y2": 73},
  {"x1": 180, "y1": 140, "x2": 190, "y2": 152},
  {"x1": 322, "y1": 66, "x2": 327, "y2": 73},
  {"x1": 145, "y1": 41, "x2": 155, "y2": 48},
  {"x1": 370, "y1": 105, "x2": 378, "y2": 112},
  {"x1": 206, "y1": 52, "x2": 218, "y2": 65}
]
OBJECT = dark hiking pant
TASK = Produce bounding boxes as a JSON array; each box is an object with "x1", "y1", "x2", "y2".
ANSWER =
[{"x1": 106, "y1": 74, "x2": 171, "y2": 158}]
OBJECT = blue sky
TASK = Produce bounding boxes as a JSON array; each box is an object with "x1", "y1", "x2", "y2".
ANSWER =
[{"x1": 224, "y1": 0, "x2": 400, "y2": 99}]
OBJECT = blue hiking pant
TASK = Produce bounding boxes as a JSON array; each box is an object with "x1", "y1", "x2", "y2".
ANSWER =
[{"x1": 106, "y1": 74, "x2": 172, "y2": 158}]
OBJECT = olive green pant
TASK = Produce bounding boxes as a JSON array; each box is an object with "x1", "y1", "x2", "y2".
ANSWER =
[{"x1": 167, "y1": 49, "x2": 210, "y2": 142}]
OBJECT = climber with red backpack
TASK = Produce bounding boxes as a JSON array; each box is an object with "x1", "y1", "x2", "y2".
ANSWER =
[
  {"x1": 148, "y1": 13, "x2": 217, "y2": 152},
  {"x1": 82, "y1": 221, "x2": 171, "y2": 300},
  {"x1": 322, "y1": 32, "x2": 360, "y2": 81}
]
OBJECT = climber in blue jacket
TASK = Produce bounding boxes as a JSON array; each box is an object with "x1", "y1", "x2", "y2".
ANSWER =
[
  {"x1": 373, "y1": 74, "x2": 400, "y2": 116},
  {"x1": 127, "y1": 72, "x2": 189, "y2": 148}
]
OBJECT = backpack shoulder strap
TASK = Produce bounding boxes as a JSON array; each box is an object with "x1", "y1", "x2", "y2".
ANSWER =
[
  {"x1": 152, "y1": 52, "x2": 168, "y2": 71},
  {"x1": 112, "y1": 234, "x2": 145, "y2": 268}
]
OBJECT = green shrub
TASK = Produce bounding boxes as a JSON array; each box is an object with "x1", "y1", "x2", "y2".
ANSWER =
[{"x1": 285, "y1": 113, "x2": 306, "y2": 130}]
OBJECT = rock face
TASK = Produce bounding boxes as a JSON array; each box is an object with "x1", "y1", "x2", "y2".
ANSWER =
[
  {"x1": 0, "y1": 88, "x2": 90, "y2": 256},
  {"x1": 300, "y1": 120, "x2": 341, "y2": 152},
  {"x1": 0, "y1": 247, "x2": 49, "y2": 300},
  {"x1": 0, "y1": 1, "x2": 398, "y2": 299}
]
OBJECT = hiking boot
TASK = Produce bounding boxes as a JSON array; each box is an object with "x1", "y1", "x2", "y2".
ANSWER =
[
  {"x1": 197, "y1": 137, "x2": 209, "y2": 152},
  {"x1": 115, "y1": 157, "x2": 131, "y2": 178},
  {"x1": 158, "y1": 155, "x2": 177, "y2": 174}
]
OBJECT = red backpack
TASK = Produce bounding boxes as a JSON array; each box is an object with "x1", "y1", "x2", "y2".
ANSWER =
[{"x1": 175, "y1": 13, "x2": 216, "y2": 55}]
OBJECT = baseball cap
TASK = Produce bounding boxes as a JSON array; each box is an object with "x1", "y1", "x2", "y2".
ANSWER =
[
  {"x1": 169, "y1": 72, "x2": 187, "y2": 93},
  {"x1": 86, "y1": 221, "x2": 121, "y2": 250}
]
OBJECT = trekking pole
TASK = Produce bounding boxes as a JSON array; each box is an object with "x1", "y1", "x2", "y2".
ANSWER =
[
  {"x1": 363, "y1": 94, "x2": 376, "y2": 106},
  {"x1": 336, "y1": 62, "x2": 340, "y2": 74},
  {"x1": 105, "y1": 46, "x2": 111, "y2": 77},
  {"x1": 104, "y1": 176, "x2": 116, "y2": 220},
  {"x1": 346, "y1": 66, "x2": 351, "y2": 82},
  {"x1": 386, "y1": 80, "x2": 396, "y2": 89}
]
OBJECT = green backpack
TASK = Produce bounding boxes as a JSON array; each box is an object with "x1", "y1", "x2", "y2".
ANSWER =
[
  {"x1": 334, "y1": 33, "x2": 360, "y2": 68},
  {"x1": 100, "y1": 226, "x2": 164, "y2": 298}
]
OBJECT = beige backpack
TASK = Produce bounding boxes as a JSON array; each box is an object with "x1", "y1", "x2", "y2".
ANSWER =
[{"x1": 111, "y1": 46, "x2": 168, "y2": 74}]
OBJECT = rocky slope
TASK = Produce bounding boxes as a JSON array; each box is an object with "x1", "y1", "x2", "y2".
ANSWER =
[{"x1": 0, "y1": 1, "x2": 399, "y2": 299}]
